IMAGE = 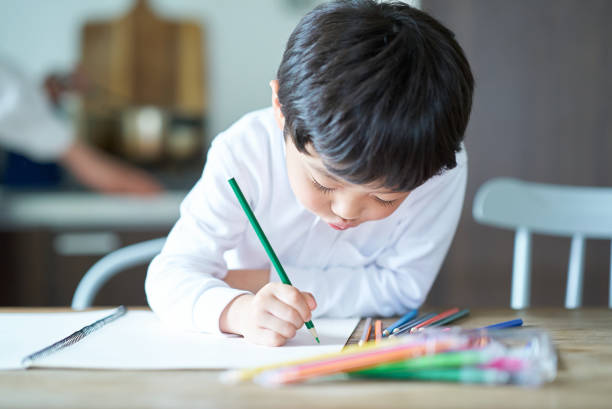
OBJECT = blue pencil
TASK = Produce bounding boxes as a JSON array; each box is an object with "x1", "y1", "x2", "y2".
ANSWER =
[
  {"x1": 480, "y1": 318, "x2": 523, "y2": 330},
  {"x1": 382, "y1": 309, "x2": 418, "y2": 336}
]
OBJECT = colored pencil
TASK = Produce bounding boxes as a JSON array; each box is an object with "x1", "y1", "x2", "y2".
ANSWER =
[
  {"x1": 382, "y1": 309, "x2": 418, "y2": 336},
  {"x1": 480, "y1": 318, "x2": 523, "y2": 330},
  {"x1": 221, "y1": 334, "x2": 400, "y2": 384},
  {"x1": 358, "y1": 318, "x2": 372, "y2": 346},
  {"x1": 228, "y1": 178, "x2": 319, "y2": 344},
  {"x1": 391, "y1": 312, "x2": 437, "y2": 336},
  {"x1": 255, "y1": 337, "x2": 460, "y2": 385},
  {"x1": 350, "y1": 349, "x2": 491, "y2": 375},
  {"x1": 374, "y1": 320, "x2": 383, "y2": 344},
  {"x1": 427, "y1": 308, "x2": 470, "y2": 328},
  {"x1": 349, "y1": 367, "x2": 510, "y2": 384},
  {"x1": 410, "y1": 308, "x2": 460, "y2": 333}
]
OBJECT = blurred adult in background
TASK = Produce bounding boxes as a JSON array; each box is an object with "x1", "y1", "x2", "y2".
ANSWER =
[{"x1": 0, "y1": 60, "x2": 163, "y2": 195}]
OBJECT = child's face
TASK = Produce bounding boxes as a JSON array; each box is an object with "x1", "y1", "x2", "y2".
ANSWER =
[
  {"x1": 284, "y1": 138, "x2": 410, "y2": 230},
  {"x1": 271, "y1": 79, "x2": 410, "y2": 230}
]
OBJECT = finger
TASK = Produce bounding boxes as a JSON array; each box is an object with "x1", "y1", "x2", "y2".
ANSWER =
[
  {"x1": 256, "y1": 311, "x2": 298, "y2": 340},
  {"x1": 265, "y1": 295, "x2": 305, "y2": 329},
  {"x1": 251, "y1": 327, "x2": 287, "y2": 347},
  {"x1": 272, "y1": 285, "x2": 312, "y2": 322},
  {"x1": 301, "y1": 292, "x2": 317, "y2": 311}
]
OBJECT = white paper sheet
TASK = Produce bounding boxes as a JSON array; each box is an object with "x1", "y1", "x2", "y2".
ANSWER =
[
  {"x1": 0, "y1": 309, "x2": 358, "y2": 370},
  {"x1": 0, "y1": 309, "x2": 117, "y2": 370}
]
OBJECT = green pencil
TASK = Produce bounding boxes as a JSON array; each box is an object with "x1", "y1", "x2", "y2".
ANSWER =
[
  {"x1": 350, "y1": 349, "x2": 489, "y2": 375},
  {"x1": 349, "y1": 367, "x2": 510, "y2": 384},
  {"x1": 228, "y1": 177, "x2": 320, "y2": 344}
]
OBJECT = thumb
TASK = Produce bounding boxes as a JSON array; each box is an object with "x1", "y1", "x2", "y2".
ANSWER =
[{"x1": 301, "y1": 292, "x2": 317, "y2": 311}]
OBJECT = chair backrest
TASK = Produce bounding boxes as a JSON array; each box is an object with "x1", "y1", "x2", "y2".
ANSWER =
[
  {"x1": 473, "y1": 178, "x2": 612, "y2": 309},
  {"x1": 71, "y1": 238, "x2": 166, "y2": 309}
]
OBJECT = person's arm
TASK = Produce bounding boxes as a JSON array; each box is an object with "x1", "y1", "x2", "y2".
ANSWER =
[
  {"x1": 145, "y1": 137, "x2": 315, "y2": 346},
  {"x1": 144, "y1": 145, "x2": 253, "y2": 333},
  {"x1": 282, "y1": 155, "x2": 468, "y2": 318},
  {"x1": 0, "y1": 62, "x2": 162, "y2": 194},
  {"x1": 222, "y1": 268, "x2": 270, "y2": 293},
  {"x1": 60, "y1": 140, "x2": 162, "y2": 195}
]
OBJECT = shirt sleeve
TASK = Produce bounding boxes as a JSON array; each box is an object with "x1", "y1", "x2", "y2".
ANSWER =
[
  {"x1": 145, "y1": 137, "x2": 254, "y2": 333},
  {"x1": 0, "y1": 63, "x2": 73, "y2": 161},
  {"x1": 282, "y1": 155, "x2": 468, "y2": 318}
]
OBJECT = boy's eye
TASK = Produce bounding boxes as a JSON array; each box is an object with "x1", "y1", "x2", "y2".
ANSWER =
[
  {"x1": 374, "y1": 196, "x2": 397, "y2": 207},
  {"x1": 311, "y1": 177, "x2": 335, "y2": 193}
]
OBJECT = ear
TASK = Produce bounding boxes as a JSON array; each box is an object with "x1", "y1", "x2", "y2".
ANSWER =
[{"x1": 270, "y1": 79, "x2": 285, "y2": 131}]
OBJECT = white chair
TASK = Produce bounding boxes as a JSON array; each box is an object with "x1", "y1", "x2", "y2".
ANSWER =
[
  {"x1": 71, "y1": 238, "x2": 166, "y2": 309},
  {"x1": 473, "y1": 177, "x2": 612, "y2": 309}
]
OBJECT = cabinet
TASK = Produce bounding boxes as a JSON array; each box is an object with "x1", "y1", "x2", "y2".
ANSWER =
[
  {"x1": 0, "y1": 229, "x2": 169, "y2": 307},
  {"x1": 0, "y1": 190, "x2": 184, "y2": 307}
]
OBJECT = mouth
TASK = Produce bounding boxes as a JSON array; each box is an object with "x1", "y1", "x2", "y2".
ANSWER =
[{"x1": 328, "y1": 222, "x2": 354, "y2": 231}]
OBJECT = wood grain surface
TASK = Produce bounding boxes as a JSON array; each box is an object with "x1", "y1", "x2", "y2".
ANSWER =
[{"x1": 1, "y1": 307, "x2": 610, "y2": 409}]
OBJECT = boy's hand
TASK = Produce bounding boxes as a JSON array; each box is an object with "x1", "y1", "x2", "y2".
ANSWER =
[{"x1": 219, "y1": 283, "x2": 317, "y2": 347}]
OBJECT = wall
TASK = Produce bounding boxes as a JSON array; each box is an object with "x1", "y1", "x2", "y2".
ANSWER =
[
  {"x1": 0, "y1": 0, "x2": 323, "y2": 140},
  {"x1": 0, "y1": 0, "x2": 421, "y2": 140},
  {"x1": 423, "y1": 0, "x2": 612, "y2": 307}
]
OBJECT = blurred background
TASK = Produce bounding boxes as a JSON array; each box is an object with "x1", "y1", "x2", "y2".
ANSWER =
[{"x1": 0, "y1": 0, "x2": 610, "y2": 308}]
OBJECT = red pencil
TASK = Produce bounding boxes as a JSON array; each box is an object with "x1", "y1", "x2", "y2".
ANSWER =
[
  {"x1": 374, "y1": 320, "x2": 383, "y2": 344},
  {"x1": 410, "y1": 307, "x2": 460, "y2": 333}
]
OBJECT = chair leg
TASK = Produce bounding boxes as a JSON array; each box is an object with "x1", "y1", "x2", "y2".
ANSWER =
[
  {"x1": 609, "y1": 241, "x2": 612, "y2": 309},
  {"x1": 565, "y1": 235, "x2": 585, "y2": 309},
  {"x1": 511, "y1": 228, "x2": 531, "y2": 309}
]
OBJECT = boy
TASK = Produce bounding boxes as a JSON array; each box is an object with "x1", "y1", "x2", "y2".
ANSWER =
[{"x1": 146, "y1": 0, "x2": 473, "y2": 346}]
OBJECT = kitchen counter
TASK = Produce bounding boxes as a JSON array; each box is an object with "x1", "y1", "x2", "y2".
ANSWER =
[
  {"x1": 0, "y1": 189, "x2": 187, "y2": 230},
  {"x1": 0, "y1": 188, "x2": 189, "y2": 306}
]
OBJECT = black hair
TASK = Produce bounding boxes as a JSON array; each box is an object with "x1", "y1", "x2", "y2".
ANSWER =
[{"x1": 277, "y1": 0, "x2": 474, "y2": 191}]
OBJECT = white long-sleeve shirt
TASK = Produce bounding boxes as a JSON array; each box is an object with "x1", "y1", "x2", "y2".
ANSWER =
[
  {"x1": 146, "y1": 107, "x2": 467, "y2": 334},
  {"x1": 0, "y1": 61, "x2": 73, "y2": 161}
]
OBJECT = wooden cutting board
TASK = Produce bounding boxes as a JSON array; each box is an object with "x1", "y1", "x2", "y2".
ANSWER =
[{"x1": 79, "y1": 0, "x2": 206, "y2": 116}]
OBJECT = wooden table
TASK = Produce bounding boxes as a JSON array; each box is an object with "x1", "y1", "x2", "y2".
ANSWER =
[{"x1": 1, "y1": 308, "x2": 610, "y2": 409}]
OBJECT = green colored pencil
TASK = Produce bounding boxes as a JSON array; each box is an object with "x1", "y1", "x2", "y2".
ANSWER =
[
  {"x1": 349, "y1": 367, "x2": 510, "y2": 384},
  {"x1": 350, "y1": 349, "x2": 489, "y2": 375},
  {"x1": 228, "y1": 177, "x2": 319, "y2": 343}
]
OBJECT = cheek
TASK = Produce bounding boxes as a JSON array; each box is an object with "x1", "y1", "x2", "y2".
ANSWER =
[
  {"x1": 363, "y1": 204, "x2": 398, "y2": 222},
  {"x1": 286, "y1": 161, "x2": 328, "y2": 212},
  {"x1": 299, "y1": 185, "x2": 329, "y2": 213}
]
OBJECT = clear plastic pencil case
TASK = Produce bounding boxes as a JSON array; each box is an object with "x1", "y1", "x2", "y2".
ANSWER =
[{"x1": 244, "y1": 327, "x2": 557, "y2": 387}]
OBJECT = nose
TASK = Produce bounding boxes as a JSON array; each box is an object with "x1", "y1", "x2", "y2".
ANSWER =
[{"x1": 331, "y1": 194, "x2": 361, "y2": 221}]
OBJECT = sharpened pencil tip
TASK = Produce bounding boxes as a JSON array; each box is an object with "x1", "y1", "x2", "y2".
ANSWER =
[{"x1": 308, "y1": 326, "x2": 319, "y2": 343}]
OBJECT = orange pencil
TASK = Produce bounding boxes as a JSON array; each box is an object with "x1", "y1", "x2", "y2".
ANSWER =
[
  {"x1": 374, "y1": 320, "x2": 383, "y2": 344},
  {"x1": 410, "y1": 307, "x2": 460, "y2": 333}
]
